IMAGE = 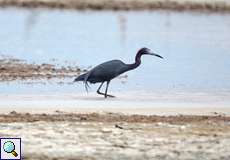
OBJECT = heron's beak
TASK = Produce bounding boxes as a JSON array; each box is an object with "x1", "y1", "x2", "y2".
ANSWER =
[{"x1": 148, "y1": 52, "x2": 163, "y2": 59}]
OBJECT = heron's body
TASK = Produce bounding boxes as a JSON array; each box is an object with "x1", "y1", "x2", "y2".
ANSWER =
[
  {"x1": 74, "y1": 48, "x2": 163, "y2": 98},
  {"x1": 76, "y1": 60, "x2": 132, "y2": 83}
]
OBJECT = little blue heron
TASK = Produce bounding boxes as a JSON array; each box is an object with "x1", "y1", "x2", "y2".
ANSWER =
[{"x1": 74, "y1": 47, "x2": 163, "y2": 98}]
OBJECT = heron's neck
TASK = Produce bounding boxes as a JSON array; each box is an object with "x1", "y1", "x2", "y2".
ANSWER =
[{"x1": 128, "y1": 52, "x2": 142, "y2": 70}]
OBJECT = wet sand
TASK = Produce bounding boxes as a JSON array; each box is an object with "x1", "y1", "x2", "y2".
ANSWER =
[
  {"x1": 0, "y1": 92, "x2": 229, "y2": 160},
  {"x1": 0, "y1": 112, "x2": 230, "y2": 160},
  {"x1": 0, "y1": 0, "x2": 230, "y2": 12},
  {"x1": 0, "y1": 93, "x2": 229, "y2": 160}
]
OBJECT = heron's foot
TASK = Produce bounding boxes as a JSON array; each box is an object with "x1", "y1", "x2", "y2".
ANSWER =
[
  {"x1": 97, "y1": 90, "x2": 104, "y2": 96},
  {"x1": 97, "y1": 91, "x2": 115, "y2": 98},
  {"x1": 105, "y1": 94, "x2": 115, "y2": 98}
]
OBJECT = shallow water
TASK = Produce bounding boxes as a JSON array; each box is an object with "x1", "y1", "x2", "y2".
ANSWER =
[{"x1": 0, "y1": 8, "x2": 230, "y2": 103}]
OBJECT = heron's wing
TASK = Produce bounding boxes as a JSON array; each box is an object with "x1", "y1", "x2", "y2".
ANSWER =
[{"x1": 88, "y1": 60, "x2": 128, "y2": 82}]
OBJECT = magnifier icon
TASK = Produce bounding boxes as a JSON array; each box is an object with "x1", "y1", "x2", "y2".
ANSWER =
[{"x1": 3, "y1": 141, "x2": 18, "y2": 157}]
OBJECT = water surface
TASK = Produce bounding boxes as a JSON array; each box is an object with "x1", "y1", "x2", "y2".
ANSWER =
[{"x1": 0, "y1": 8, "x2": 230, "y2": 104}]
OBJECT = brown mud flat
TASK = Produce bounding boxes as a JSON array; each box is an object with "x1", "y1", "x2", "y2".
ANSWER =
[
  {"x1": 0, "y1": 0, "x2": 230, "y2": 12},
  {"x1": 0, "y1": 112, "x2": 230, "y2": 160},
  {"x1": 0, "y1": 57, "x2": 86, "y2": 82},
  {"x1": 1, "y1": 111, "x2": 230, "y2": 123}
]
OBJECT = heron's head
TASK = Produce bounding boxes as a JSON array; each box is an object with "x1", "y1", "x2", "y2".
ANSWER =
[{"x1": 138, "y1": 47, "x2": 163, "y2": 59}]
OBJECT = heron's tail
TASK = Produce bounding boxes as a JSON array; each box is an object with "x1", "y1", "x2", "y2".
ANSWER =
[{"x1": 74, "y1": 73, "x2": 87, "y2": 82}]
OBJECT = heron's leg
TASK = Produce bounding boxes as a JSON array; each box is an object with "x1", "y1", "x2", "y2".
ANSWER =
[
  {"x1": 105, "y1": 81, "x2": 115, "y2": 98},
  {"x1": 84, "y1": 81, "x2": 90, "y2": 93},
  {"x1": 97, "y1": 82, "x2": 105, "y2": 96}
]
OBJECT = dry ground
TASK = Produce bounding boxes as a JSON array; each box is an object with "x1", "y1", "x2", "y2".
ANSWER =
[{"x1": 0, "y1": 112, "x2": 230, "y2": 160}]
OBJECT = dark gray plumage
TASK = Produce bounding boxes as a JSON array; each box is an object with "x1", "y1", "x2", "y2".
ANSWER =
[{"x1": 74, "y1": 47, "x2": 163, "y2": 98}]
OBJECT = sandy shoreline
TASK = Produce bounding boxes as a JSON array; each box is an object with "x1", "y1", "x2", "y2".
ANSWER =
[
  {"x1": 0, "y1": 0, "x2": 230, "y2": 12},
  {"x1": 0, "y1": 112, "x2": 230, "y2": 160},
  {"x1": 0, "y1": 93, "x2": 229, "y2": 160},
  {"x1": 0, "y1": 94, "x2": 229, "y2": 159}
]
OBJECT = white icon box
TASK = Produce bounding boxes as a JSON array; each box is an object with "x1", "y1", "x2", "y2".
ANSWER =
[{"x1": 0, "y1": 138, "x2": 21, "y2": 160}]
